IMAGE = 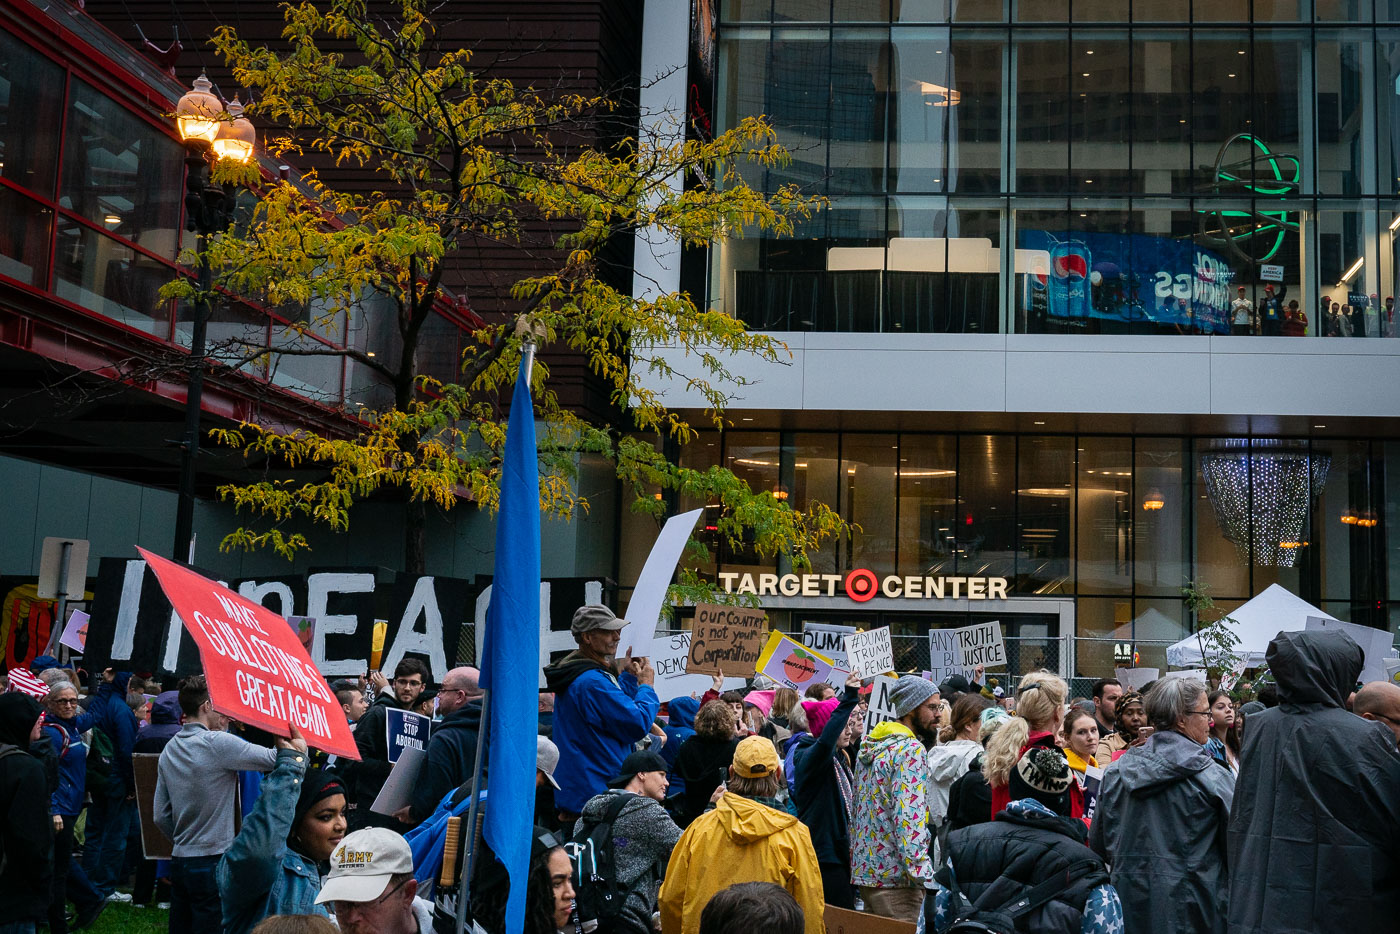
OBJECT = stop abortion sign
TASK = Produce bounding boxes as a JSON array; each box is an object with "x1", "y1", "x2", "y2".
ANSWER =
[{"x1": 136, "y1": 547, "x2": 359, "y2": 759}]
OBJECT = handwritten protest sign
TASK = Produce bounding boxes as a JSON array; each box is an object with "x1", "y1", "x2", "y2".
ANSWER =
[
  {"x1": 686, "y1": 604, "x2": 767, "y2": 677},
  {"x1": 843, "y1": 626, "x2": 894, "y2": 679},
  {"x1": 954, "y1": 620, "x2": 1006, "y2": 668},
  {"x1": 927, "y1": 628, "x2": 974, "y2": 686},
  {"x1": 863, "y1": 673, "x2": 901, "y2": 733},
  {"x1": 59, "y1": 609, "x2": 90, "y2": 653},
  {"x1": 802, "y1": 623, "x2": 856, "y2": 688},
  {"x1": 756, "y1": 630, "x2": 841, "y2": 691},
  {"x1": 135, "y1": 547, "x2": 359, "y2": 759},
  {"x1": 650, "y1": 631, "x2": 745, "y2": 701},
  {"x1": 385, "y1": 708, "x2": 431, "y2": 765}
]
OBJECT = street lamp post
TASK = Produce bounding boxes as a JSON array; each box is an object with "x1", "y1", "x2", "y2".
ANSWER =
[{"x1": 172, "y1": 74, "x2": 255, "y2": 561}]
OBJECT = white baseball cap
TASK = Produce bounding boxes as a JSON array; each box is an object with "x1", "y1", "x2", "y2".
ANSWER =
[
  {"x1": 538, "y1": 734, "x2": 560, "y2": 789},
  {"x1": 314, "y1": 827, "x2": 415, "y2": 906}
]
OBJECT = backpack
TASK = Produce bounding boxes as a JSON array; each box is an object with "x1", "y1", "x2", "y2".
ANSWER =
[
  {"x1": 564, "y1": 792, "x2": 635, "y2": 927},
  {"x1": 85, "y1": 725, "x2": 114, "y2": 794},
  {"x1": 936, "y1": 857, "x2": 1104, "y2": 934}
]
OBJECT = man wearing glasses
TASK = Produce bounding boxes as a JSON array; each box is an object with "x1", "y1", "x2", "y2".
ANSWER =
[
  {"x1": 398, "y1": 667, "x2": 483, "y2": 826},
  {"x1": 350, "y1": 658, "x2": 431, "y2": 832},
  {"x1": 315, "y1": 827, "x2": 432, "y2": 934},
  {"x1": 1352, "y1": 680, "x2": 1400, "y2": 748}
]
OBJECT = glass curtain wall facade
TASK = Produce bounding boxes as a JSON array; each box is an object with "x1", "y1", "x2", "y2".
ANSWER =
[
  {"x1": 624, "y1": 429, "x2": 1400, "y2": 674},
  {"x1": 712, "y1": 1, "x2": 1400, "y2": 337},
  {"x1": 0, "y1": 24, "x2": 473, "y2": 410}
]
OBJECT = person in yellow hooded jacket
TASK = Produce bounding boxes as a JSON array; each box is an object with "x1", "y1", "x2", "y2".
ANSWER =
[{"x1": 658, "y1": 736, "x2": 823, "y2": 934}]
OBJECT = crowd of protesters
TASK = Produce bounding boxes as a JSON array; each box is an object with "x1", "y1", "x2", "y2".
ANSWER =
[{"x1": 3, "y1": 610, "x2": 1400, "y2": 934}]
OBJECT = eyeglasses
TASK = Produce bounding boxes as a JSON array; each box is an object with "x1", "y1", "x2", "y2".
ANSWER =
[
  {"x1": 330, "y1": 877, "x2": 409, "y2": 916},
  {"x1": 393, "y1": 678, "x2": 423, "y2": 688},
  {"x1": 53, "y1": 698, "x2": 79, "y2": 707},
  {"x1": 1184, "y1": 709, "x2": 1212, "y2": 718}
]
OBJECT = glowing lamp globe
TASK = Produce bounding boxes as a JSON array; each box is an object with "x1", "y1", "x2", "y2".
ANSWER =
[
  {"x1": 212, "y1": 98, "x2": 256, "y2": 163},
  {"x1": 176, "y1": 73, "x2": 222, "y2": 144},
  {"x1": 1141, "y1": 489, "x2": 1165, "y2": 511}
]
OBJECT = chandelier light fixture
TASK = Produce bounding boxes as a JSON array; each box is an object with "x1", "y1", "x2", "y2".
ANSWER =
[{"x1": 1198, "y1": 440, "x2": 1330, "y2": 567}]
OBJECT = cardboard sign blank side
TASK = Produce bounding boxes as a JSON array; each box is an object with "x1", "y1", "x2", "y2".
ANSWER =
[
  {"x1": 133, "y1": 753, "x2": 174, "y2": 860},
  {"x1": 823, "y1": 904, "x2": 916, "y2": 934},
  {"x1": 371, "y1": 744, "x2": 427, "y2": 814}
]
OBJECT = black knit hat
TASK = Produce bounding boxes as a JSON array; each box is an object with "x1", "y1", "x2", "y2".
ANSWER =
[
  {"x1": 290, "y1": 768, "x2": 345, "y2": 848},
  {"x1": 1008, "y1": 747, "x2": 1073, "y2": 816}
]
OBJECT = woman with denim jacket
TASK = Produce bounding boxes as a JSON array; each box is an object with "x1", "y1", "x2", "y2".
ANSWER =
[{"x1": 218, "y1": 726, "x2": 347, "y2": 934}]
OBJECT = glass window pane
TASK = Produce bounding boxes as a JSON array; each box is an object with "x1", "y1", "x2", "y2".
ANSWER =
[
  {"x1": 887, "y1": 198, "x2": 1001, "y2": 332},
  {"x1": 1132, "y1": 34, "x2": 1192, "y2": 195},
  {"x1": 833, "y1": 0, "x2": 891, "y2": 21},
  {"x1": 1317, "y1": 206, "x2": 1383, "y2": 337},
  {"x1": 1017, "y1": 435, "x2": 1073, "y2": 593},
  {"x1": 1071, "y1": 34, "x2": 1130, "y2": 195},
  {"x1": 0, "y1": 31, "x2": 64, "y2": 198},
  {"x1": 957, "y1": 434, "x2": 1015, "y2": 578},
  {"x1": 840, "y1": 433, "x2": 898, "y2": 573},
  {"x1": 896, "y1": 434, "x2": 957, "y2": 577},
  {"x1": 1316, "y1": 440, "x2": 1379, "y2": 605},
  {"x1": 1016, "y1": 33, "x2": 1069, "y2": 193},
  {"x1": 678, "y1": 431, "x2": 722, "y2": 579},
  {"x1": 948, "y1": 34, "x2": 1004, "y2": 193},
  {"x1": 1014, "y1": 0, "x2": 1066, "y2": 22},
  {"x1": 895, "y1": 0, "x2": 950, "y2": 21},
  {"x1": 721, "y1": 431, "x2": 783, "y2": 572},
  {"x1": 1315, "y1": 37, "x2": 1373, "y2": 197},
  {"x1": 828, "y1": 31, "x2": 889, "y2": 194},
  {"x1": 268, "y1": 329, "x2": 344, "y2": 403},
  {"x1": 1131, "y1": 598, "x2": 1189, "y2": 672},
  {"x1": 1379, "y1": 35, "x2": 1400, "y2": 196},
  {"x1": 890, "y1": 29, "x2": 951, "y2": 193},
  {"x1": 60, "y1": 79, "x2": 185, "y2": 260},
  {"x1": 1135, "y1": 437, "x2": 1190, "y2": 596},
  {"x1": 0, "y1": 186, "x2": 53, "y2": 287},
  {"x1": 53, "y1": 219, "x2": 172, "y2": 337},
  {"x1": 1077, "y1": 436, "x2": 1133, "y2": 595},
  {"x1": 768, "y1": 30, "x2": 832, "y2": 190},
  {"x1": 788, "y1": 432, "x2": 841, "y2": 576},
  {"x1": 174, "y1": 298, "x2": 269, "y2": 376}
]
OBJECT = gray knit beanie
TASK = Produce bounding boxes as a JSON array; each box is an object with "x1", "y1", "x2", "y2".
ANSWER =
[{"x1": 889, "y1": 676, "x2": 938, "y2": 718}]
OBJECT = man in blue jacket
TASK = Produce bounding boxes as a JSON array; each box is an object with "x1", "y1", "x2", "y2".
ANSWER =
[{"x1": 543, "y1": 605, "x2": 659, "y2": 821}]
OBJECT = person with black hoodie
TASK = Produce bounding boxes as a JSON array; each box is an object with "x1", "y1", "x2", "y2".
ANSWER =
[
  {"x1": 1226, "y1": 630, "x2": 1400, "y2": 934},
  {"x1": 350, "y1": 657, "x2": 429, "y2": 831},
  {"x1": 398, "y1": 667, "x2": 482, "y2": 826},
  {"x1": 791, "y1": 670, "x2": 862, "y2": 909},
  {"x1": 0, "y1": 692, "x2": 53, "y2": 934}
]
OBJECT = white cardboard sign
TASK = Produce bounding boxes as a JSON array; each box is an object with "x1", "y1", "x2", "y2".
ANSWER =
[
  {"x1": 843, "y1": 626, "x2": 894, "y2": 679},
  {"x1": 955, "y1": 620, "x2": 1006, "y2": 668},
  {"x1": 1114, "y1": 667, "x2": 1159, "y2": 692},
  {"x1": 617, "y1": 508, "x2": 704, "y2": 655},
  {"x1": 802, "y1": 623, "x2": 857, "y2": 688}
]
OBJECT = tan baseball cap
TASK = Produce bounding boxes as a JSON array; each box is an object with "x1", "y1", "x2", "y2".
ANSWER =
[{"x1": 314, "y1": 828, "x2": 414, "y2": 906}]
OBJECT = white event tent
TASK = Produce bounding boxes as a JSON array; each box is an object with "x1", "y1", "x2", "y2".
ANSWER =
[{"x1": 1165, "y1": 584, "x2": 1337, "y2": 668}]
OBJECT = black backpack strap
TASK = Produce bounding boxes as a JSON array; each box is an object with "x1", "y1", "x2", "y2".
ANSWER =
[{"x1": 988, "y1": 858, "x2": 1104, "y2": 921}]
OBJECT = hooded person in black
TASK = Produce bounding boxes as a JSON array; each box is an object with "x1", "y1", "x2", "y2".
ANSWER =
[
  {"x1": 403, "y1": 667, "x2": 483, "y2": 825},
  {"x1": 0, "y1": 692, "x2": 54, "y2": 926},
  {"x1": 1226, "y1": 629, "x2": 1400, "y2": 934}
]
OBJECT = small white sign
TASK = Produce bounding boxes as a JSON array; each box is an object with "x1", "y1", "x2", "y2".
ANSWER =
[
  {"x1": 1259, "y1": 264, "x2": 1284, "y2": 282},
  {"x1": 1114, "y1": 667, "x2": 1159, "y2": 692},
  {"x1": 955, "y1": 620, "x2": 1006, "y2": 668},
  {"x1": 843, "y1": 626, "x2": 894, "y2": 679},
  {"x1": 927, "y1": 628, "x2": 973, "y2": 686}
]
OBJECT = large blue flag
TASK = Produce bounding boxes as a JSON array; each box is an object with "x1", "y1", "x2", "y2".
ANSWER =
[{"x1": 480, "y1": 353, "x2": 540, "y2": 934}]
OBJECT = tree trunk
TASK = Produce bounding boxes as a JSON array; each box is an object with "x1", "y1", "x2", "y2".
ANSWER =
[{"x1": 404, "y1": 496, "x2": 427, "y2": 575}]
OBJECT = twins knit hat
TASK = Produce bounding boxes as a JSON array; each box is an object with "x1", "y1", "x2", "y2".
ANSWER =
[
  {"x1": 889, "y1": 676, "x2": 938, "y2": 718},
  {"x1": 1008, "y1": 746, "x2": 1073, "y2": 816}
]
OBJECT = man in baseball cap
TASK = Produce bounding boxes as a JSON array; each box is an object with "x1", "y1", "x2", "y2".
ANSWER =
[
  {"x1": 315, "y1": 827, "x2": 431, "y2": 933},
  {"x1": 542, "y1": 605, "x2": 659, "y2": 823}
]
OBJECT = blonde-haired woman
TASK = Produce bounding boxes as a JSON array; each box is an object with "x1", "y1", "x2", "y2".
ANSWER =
[{"x1": 981, "y1": 671, "x2": 1078, "y2": 819}]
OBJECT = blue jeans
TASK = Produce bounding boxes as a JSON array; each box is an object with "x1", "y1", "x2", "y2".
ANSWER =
[
  {"x1": 0, "y1": 922, "x2": 37, "y2": 934},
  {"x1": 169, "y1": 855, "x2": 223, "y2": 934},
  {"x1": 83, "y1": 791, "x2": 135, "y2": 897}
]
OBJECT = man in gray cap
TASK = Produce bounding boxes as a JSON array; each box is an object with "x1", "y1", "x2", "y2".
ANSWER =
[
  {"x1": 848, "y1": 675, "x2": 941, "y2": 923},
  {"x1": 542, "y1": 605, "x2": 659, "y2": 821}
]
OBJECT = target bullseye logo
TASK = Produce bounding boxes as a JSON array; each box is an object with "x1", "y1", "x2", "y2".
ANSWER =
[{"x1": 844, "y1": 569, "x2": 878, "y2": 603}]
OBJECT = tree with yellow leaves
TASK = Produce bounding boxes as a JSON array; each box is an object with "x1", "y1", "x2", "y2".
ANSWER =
[{"x1": 172, "y1": 0, "x2": 845, "y2": 583}]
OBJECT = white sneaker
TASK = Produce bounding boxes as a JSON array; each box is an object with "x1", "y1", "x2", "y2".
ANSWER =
[
  {"x1": 107, "y1": 892, "x2": 133, "y2": 904},
  {"x1": 156, "y1": 902, "x2": 171, "y2": 910}
]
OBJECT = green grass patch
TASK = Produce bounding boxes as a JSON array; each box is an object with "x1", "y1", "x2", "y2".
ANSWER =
[{"x1": 85, "y1": 902, "x2": 169, "y2": 934}]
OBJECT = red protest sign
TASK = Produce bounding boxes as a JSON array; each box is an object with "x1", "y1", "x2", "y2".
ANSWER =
[{"x1": 136, "y1": 547, "x2": 359, "y2": 760}]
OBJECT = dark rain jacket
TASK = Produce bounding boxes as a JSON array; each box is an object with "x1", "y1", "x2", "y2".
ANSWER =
[
  {"x1": 349, "y1": 689, "x2": 409, "y2": 831},
  {"x1": 1226, "y1": 630, "x2": 1400, "y2": 934},
  {"x1": 1089, "y1": 728, "x2": 1233, "y2": 934},
  {"x1": 791, "y1": 684, "x2": 860, "y2": 866},
  {"x1": 409, "y1": 699, "x2": 483, "y2": 824}
]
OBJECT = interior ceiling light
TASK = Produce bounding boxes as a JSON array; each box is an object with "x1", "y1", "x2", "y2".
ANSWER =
[
  {"x1": 917, "y1": 81, "x2": 961, "y2": 106},
  {"x1": 1199, "y1": 440, "x2": 1329, "y2": 568},
  {"x1": 1142, "y1": 489, "x2": 1165, "y2": 511}
]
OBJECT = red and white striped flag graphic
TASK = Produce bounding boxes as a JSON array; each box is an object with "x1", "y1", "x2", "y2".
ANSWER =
[{"x1": 5, "y1": 667, "x2": 48, "y2": 699}]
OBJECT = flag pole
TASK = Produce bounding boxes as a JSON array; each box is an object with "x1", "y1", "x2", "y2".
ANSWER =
[{"x1": 455, "y1": 338, "x2": 537, "y2": 934}]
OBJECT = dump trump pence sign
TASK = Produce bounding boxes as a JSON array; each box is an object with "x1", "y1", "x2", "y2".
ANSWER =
[
  {"x1": 136, "y1": 547, "x2": 359, "y2": 759},
  {"x1": 843, "y1": 626, "x2": 894, "y2": 679}
]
